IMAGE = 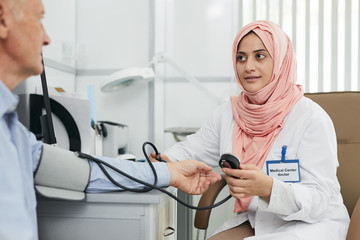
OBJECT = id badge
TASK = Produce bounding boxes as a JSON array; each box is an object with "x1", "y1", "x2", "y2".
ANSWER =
[{"x1": 266, "y1": 146, "x2": 301, "y2": 183}]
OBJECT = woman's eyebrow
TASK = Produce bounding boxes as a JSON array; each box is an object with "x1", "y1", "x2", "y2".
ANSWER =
[
  {"x1": 253, "y1": 49, "x2": 268, "y2": 53},
  {"x1": 237, "y1": 49, "x2": 268, "y2": 54}
]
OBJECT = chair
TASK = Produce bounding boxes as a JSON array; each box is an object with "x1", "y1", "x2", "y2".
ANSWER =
[
  {"x1": 194, "y1": 92, "x2": 360, "y2": 240},
  {"x1": 194, "y1": 176, "x2": 227, "y2": 239},
  {"x1": 347, "y1": 198, "x2": 360, "y2": 240}
]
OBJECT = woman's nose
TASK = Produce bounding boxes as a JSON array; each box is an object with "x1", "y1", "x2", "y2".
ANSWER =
[{"x1": 244, "y1": 59, "x2": 255, "y2": 72}]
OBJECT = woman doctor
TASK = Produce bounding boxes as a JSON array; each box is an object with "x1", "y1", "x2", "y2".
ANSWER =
[{"x1": 152, "y1": 20, "x2": 350, "y2": 239}]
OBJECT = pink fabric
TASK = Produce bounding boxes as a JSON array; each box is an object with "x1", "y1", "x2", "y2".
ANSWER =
[{"x1": 230, "y1": 20, "x2": 304, "y2": 212}]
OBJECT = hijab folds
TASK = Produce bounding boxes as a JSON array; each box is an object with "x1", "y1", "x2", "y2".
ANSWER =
[{"x1": 230, "y1": 20, "x2": 304, "y2": 212}]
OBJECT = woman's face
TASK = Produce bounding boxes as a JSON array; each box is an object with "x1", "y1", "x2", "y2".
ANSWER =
[{"x1": 236, "y1": 32, "x2": 274, "y2": 93}]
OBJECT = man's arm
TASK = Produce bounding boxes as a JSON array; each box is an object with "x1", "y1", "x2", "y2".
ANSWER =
[{"x1": 35, "y1": 144, "x2": 221, "y2": 200}]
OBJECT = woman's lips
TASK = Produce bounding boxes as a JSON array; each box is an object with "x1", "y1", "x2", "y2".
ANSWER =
[{"x1": 244, "y1": 76, "x2": 261, "y2": 83}]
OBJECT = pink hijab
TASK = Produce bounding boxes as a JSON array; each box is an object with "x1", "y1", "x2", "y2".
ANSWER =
[{"x1": 230, "y1": 20, "x2": 304, "y2": 212}]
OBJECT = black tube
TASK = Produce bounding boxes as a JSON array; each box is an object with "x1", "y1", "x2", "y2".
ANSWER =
[{"x1": 40, "y1": 54, "x2": 57, "y2": 145}]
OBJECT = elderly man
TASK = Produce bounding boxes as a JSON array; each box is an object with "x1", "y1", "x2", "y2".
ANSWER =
[{"x1": 0, "y1": 0, "x2": 221, "y2": 239}]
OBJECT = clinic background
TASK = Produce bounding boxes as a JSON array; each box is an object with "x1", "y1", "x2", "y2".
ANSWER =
[
  {"x1": 15, "y1": 0, "x2": 360, "y2": 158},
  {"x1": 14, "y1": 0, "x2": 360, "y2": 239}
]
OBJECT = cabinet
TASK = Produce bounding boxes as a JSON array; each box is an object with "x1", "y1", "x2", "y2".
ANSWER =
[{"x1": 37, "y1": 188, "x2": 177, "y2": 240}]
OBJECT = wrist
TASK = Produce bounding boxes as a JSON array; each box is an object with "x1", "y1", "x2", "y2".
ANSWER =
[
  {"x1": 166, "y1": 162, "x2": 176, "y2": 187},
  {"x1": 263, "y1": 176, "x2": 274, "y2": 202}
]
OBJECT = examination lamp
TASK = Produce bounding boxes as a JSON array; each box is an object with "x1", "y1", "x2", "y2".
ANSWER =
[
  {"x1": 100, "y1": 53, "x2": 221, "y2": 103},
  {"x1": 101, "y1": 67, "x2": 155, "y2": 92}
]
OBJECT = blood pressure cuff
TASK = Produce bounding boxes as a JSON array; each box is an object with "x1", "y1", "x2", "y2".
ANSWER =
[{"x1": 34, "y1": 144, "x2": 90, "y2": 201}]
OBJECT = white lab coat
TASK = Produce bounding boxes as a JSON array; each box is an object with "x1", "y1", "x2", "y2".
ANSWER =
[{"x1": 164, "y1": 97, "x2": 350, "y2": 240}]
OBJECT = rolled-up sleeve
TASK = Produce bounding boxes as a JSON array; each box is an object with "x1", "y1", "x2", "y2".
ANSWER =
[{"x1": 258, "y1": 178, "x2": 300, "y2": 216}]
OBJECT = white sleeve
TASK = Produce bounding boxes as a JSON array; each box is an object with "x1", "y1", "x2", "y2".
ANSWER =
[
  {"x1": 258, "y1": 178, "x2": 300, "y2": 216},
  {"x1": 164, "y1": 104, "x2": 229, "y2": 167}
]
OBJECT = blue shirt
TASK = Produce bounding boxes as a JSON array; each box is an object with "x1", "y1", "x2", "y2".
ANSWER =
[{"x1": 0, "y1": 80, "x2": 170, "y2": 240}]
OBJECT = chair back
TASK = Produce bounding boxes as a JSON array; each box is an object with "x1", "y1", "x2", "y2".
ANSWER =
[
  {"x1": 194, "y1": 176, "x2": 227, "y2": 230},
  {"x1": 347, "y1": 198, "x2": 360, "y2": 240},
  {"x1": 305, "y1": 92, "x2": 360, "y2": 216}
]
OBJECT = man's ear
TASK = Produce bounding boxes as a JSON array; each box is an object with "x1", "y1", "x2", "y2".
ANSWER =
[{"x1": 0, "y1": 4, "x2": 10, "y2": 39}]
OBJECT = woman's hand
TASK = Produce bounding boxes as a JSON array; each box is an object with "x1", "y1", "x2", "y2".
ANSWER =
[
  {"x1": 149, "y1": 152, "x2": 171, "y2": 162},
  {"x1": 167, "y1": 160, "x2": 221, "y2": 195},
  {"x1": 222, "y1": 164, "x2": 273, "y2": 202}
]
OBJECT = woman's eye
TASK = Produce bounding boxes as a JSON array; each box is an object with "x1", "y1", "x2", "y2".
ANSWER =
[
  {"x1": 237, "y1": 55, "x2": 246, "y2": 62},
  {"x1": 256, "y1": 53, "x2": 265, "y2": 59}
]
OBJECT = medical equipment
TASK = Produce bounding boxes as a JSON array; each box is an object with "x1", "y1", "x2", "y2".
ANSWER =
[
  {"x1": 39, "y1": 54, "x2": 57, "y2": 144},
  {"x1": 18, "y1": 94, "x2": 86, "y2": 152},
  {"x1": 219, "y1": 153, "x2": 240, "y2": 169},
  {"x1": 78, "y1": 141, "x2": 232, "y2": 210},
  {"x1": 35, "y1": 141, "x2": 232, "y2": 210},
  {"x1": 100, "y1": 53, "x2": 221, "y2": 104},
  {"x1": 98, "y1": 121, "x2": 129, "y2": 157},
  {"x1": 34, "y1": 144, "x2": 90, "y2": 201},
  {"x1": 101, "y1": 67, "x2": 155, "y2": 92},
  {"x1": 18, "y1": 55, "x2": 92, "y2": 153}
]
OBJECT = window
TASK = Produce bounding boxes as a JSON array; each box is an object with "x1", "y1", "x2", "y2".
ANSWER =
[{"x1": 162, "y1": 0, "x2": 360, "y2": 92}]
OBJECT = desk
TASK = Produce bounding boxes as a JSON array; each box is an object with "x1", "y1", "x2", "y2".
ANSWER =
[{"x1": 37, "y1": 188, "x2": 177, "y2": 240}]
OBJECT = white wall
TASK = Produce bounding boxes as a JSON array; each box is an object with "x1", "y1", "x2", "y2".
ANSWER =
[
  {"x1": 155, "y1": 1, "x2": 243, "y2": 238},
  {"x1": 75, "y1": 0, "x2": 152, "y2": 158},
  {"x1": 14, "y1": 0, "x2": 77, "y2": 94},
  {"x1": 75, "y1": 0, "x2": 150, "y2": 70},
  {"x1": 42, "y1": 0, "x2": 76, "y2": 68},
  {"x1": 164, "y1": 0, "x2": 236, "y2": 77},
  {"x1": 155, "y1": 0, "x2": 241, "y2": 151}
]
